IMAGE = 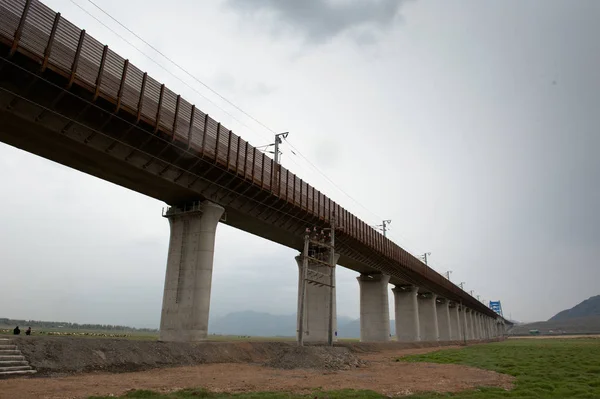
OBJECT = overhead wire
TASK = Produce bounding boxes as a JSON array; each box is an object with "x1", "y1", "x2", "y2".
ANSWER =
[
  {"x1": 68, "y1": 0, "x2": 270, "y2": 145},
  {"x1": 67, "y1": 0, "x2": 323, "y2": 193},
  {"x1": 75, "y1": 0, "x2": 387, "y2": 227}
]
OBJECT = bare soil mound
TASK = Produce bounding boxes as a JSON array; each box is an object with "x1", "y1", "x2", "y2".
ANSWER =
[
  {"x1": 12, "y1": 336, "x2": 292, "y2": 375},
  {"x1": 263, "y1": 346, "x2": 363, "y2": 370},
  {"x1": 9, "y1": 335, "x2": 500, "y2": 376}
]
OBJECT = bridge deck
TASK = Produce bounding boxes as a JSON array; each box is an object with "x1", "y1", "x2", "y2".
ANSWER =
[{"x1": 0, "y1": 0, "x2": 497, "y2": 317}]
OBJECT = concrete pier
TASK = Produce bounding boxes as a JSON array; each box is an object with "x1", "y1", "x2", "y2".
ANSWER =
[
  {"x1": 296, "y1": 253, "x2": 340, "y2": 343},
  {"x1": 473, "y1": 312, "x2": 480, "y2": 339},
  {"x1": 392, "y1": 285, "x2": 420, "y2": 342},
  {"x1": 450, "y1": 303, "x2": 462, "y2": 341},
  {"x1": 159, "y1": 201, "x2": 224, "y2": 342},
  {"x1": 468, "y1": 309, "x2": 475, "y2": 340},
  {"x1": 436, "y1": 298, "x2": 452, "y2": 341},
  {"x1": 357, "y1": 273, "x2": 391, "y2": 342},
  {"x1": 418, "y1": 293, "x2": 439, "y2": 342},
  {"x1": 462, "y1": 308, "x2": 471, "y2": 340}
]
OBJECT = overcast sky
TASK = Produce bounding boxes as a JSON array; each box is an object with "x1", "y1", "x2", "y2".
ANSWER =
[{"x1": 1, "y1": 0, "x2": 599, "y2": 327}]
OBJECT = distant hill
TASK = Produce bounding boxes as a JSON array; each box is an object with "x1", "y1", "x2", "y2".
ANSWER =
[
  {"x1": 509, "y1": 316, "x2": 600, "y2": 335},
  {"x1": 209, "y1": 311, "x2": 363, "y2": 338},
  {"x1": 549, "y1": 295, "x2": 600, "y2": 321},
  {"x1": 336, "y1": 318, "x2": 396, "y2": 339},
  {"x1": 0, "y1": 318, "x2": 157, "y2": 332},
  {"x1": 209, "y1": 311, "x2": 296, "y2": 337},
  {"x1": 508, "y1": 295, "x2": 600, "y2": 336}
]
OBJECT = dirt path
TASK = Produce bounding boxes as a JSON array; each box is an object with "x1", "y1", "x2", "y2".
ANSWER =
[{"x1": 0, "y1": 346, "x2": 513, "y2": 398}]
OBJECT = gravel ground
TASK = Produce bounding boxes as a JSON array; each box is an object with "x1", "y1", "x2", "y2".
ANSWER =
[{"x1": 263, "y1": 346, "x2": 364, "y2": 370}]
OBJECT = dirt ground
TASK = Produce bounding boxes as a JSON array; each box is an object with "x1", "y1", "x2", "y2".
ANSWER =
[{"x1": 0, "y1": 345, "x2": 513, "y2": 399}]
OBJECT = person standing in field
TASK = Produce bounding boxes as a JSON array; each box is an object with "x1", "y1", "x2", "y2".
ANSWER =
[
  {"x1": 13, "y1": 326, "x2": 20, "y2": 335},
  {"x1": 25, "y1": 327, "x2": 31, "y2": 336}
]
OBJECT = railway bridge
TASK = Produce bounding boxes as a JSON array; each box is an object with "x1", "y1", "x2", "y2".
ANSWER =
[{"x1": 0, "y1": 0, "x2": 507, "y2": 343}]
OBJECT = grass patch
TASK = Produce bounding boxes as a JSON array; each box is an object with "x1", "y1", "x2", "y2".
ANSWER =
[{"x1": 400, "y1": 338, "x2": 600, "y2": 398}]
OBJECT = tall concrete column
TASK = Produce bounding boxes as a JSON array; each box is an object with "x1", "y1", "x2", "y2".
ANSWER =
[
  {"x1": 468, "y1": 310, "x2": 475, "y2": 340},
  {"x1": 478, "y1": 314, "x2": 484, "y2": 339},
  {"x1": 436, "y1": 298, "x2": 452, "y2": 341},
  {"x1": 296, "y1": 253, "x2": 340, "y2": 343},
  {"x1": 450, "y1": 303, "x2": 462, "y2": 341},
  {"x1": 159, "y1": 201, "x2": 224, "y2": 342},
  {"x1": 418, "y1": 293, "x2": 439, "y2": 342},
  {"x1": 392, "y1": 285, "x2": 420, "y2": 342},
  {"x1": 474, "y1": 313, "x2": 481, "y2": 339},
  {"x1": 357, "y1": 273, "x2": 391, "y2": 342},
  {"x1": 478, "y1": 314, "x2": 485, "y2": 339},
  {"x1": 482, "y1": 316, "x2": 489, "y2": 339},
  {"x1": 462, "y1": 308, "x2": 471, "y2": 340}
]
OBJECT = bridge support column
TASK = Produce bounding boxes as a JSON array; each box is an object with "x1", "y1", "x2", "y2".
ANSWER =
[
  {"x1": 159, "y1": 201, "x2": 224, "y2": 342},
  {"x1": 296, "y1": 253, "x2": 340, "y2": 343},
  {"x1": 468, "y1": 309, "x2": 475, "y2": 340},
  {"x1": 392, "y1": 285, "x2": 420, "y2": 342},
  {"x1": 436, "y1": 298, "x2": 452, "y2": 341},
  {"x1": 472, "y1": 312, "x2": 480, "y2": 339},
  {"x1": 478, "y1": 313, "x2": 484, "y2": 339},
  {"x1": 357, "y1": 273, "x2": 391, "y2": 342},
  {"x1": 418, "y1": 293, "x2": 439, "y2": 342},
  {"x1": 449, "y1": 303, "x2": 462, "y2": 341},
  {"x1": 462, "y1": 308, "x2": 471, "y2": 340},
  {"x1": 477, "y1": 313, "x2": 484, "y2": 339},
  {"x1": 482, "y1": 316, "x2": 488, "y2": 339}
]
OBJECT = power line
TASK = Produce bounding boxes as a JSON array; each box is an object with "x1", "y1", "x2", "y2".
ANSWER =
[
  {"x1": 75, "y1": 0, "x2": 386, "y2": 227},
  {"x1": 68, "y1": 0, "x2": 270, "y2": 145},
  {"x1": 67, "y1": 0, "x2": 327, "y2": 193},
  {"x1": 283, "y1": 136, "x2": 384, "y2": 224},
  {"x1": 84, "y1": 0, "x2": 277, "y2": 140}
]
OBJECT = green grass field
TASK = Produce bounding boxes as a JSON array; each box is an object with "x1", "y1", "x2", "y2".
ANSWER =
[
  {"x1": 89, "y1": 338, "x2": 600, "y2": 399},
  {"x1": 401, "y1": 338, "x2": 600, "y2": 398}
]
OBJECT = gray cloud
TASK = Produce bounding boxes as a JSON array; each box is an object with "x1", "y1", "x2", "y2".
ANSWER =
[{"x1": 225, "y1": 0, "x2": 410, "y2": 43}]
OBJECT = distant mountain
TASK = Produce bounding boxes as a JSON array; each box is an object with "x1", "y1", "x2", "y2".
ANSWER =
[
  {"x1": 209, "y1": 311, "x2": 369, "y2": 338},
  {"x1": 549, "y1": 295, "x2": 600, "y2": 321},
  {"x1": 209, "y1": 311, "x2": 296, "y2": 337},
  {"x1": 509, "y1": 316, "x2": 600, "y2": 335},
  {"x1": 336, "y1": 318, "x2": 396, "y2": 339}
]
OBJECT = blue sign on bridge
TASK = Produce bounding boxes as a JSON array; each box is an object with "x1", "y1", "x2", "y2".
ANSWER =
[{"x1": 489, "y1": 301, "x2": 503, "y2": 317}]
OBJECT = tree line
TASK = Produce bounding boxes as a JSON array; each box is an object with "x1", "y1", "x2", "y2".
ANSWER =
[{"x1": 0, "y1": 318, "x2": 157, "y2": 332}]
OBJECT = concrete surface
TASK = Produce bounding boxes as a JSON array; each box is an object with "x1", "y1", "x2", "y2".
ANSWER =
[
  {"x1": 392, "y1": 285, "x2": 420, "y2": 342},
  {"x1": 159, "y1": 201, "x2": 224, "y2": 342},
  {"x1": 296, "y1": 254, "x2": 340, "y2": 343},
  {"x1": 357, "y1": 274, "x2": 391, "y2": 342},
  {"x1": 418, "y1": 294, "x2": 439, "y2": 342},
  {"x1": 467, "y1": 310, "x2": 475, "y2": 340},
  {"x1": 436, "y1": 300, "x2": 452, "y2": 341},
  {"x1": 450, "y1": 304, "x2": 462, "y2": 341}
]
